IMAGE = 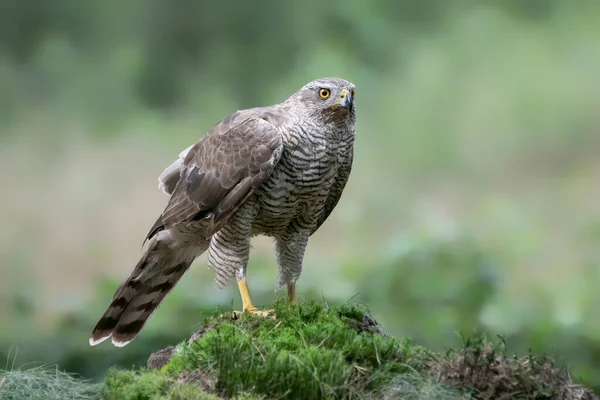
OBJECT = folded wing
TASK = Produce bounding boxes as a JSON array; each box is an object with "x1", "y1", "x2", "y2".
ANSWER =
[{"x1": 146, "y1": 110, "x2": 284, "y2": 241}]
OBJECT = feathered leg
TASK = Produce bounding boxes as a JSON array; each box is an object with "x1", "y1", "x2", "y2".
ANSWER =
[
  {"x1": 275, "y1": 230, "x2": 308, "y2": 303},
  {"x1": 208, "y1": 206, "x2": 274, "y2": 318}
]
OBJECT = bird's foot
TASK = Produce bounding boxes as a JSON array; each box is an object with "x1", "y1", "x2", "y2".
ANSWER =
[
  {"x1": 232, "y1": 308, "x2": 276, "y2": 320},
  {"x1": 232, "y1": 278, "x2": 276, "y2": 319}
]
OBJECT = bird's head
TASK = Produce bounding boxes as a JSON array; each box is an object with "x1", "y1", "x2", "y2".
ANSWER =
[{"x1": 287, "y1": 77, "x2": 356, "y2": 126}]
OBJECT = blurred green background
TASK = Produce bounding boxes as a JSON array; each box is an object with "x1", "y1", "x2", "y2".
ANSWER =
[{"x1": 1, "y1": 0, "x2": 600, "y2": 392}]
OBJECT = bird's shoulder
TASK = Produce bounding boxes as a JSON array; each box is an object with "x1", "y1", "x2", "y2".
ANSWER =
[
  {"x1": 149, "y1": 106, "x2": 288, "y2": 239},
  {"x1": 182, "y1": 105, "x2": 286, "y2": 167}
]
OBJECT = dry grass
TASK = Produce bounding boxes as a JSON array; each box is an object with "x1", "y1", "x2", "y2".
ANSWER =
[
  {"x1": 0, "y1": 364, "x2": 101, "y2": 400},
  {"x1": 428, "y1": 335, "x2": 598, "y2": 400}
]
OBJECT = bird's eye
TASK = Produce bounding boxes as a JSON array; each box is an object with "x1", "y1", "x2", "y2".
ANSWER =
[
  {"x1": 351, "y1": 89, "x2": 355, "y2": 98},
  {"x1": 319, "y1": 88, "x2": 331, "y2": 99}
]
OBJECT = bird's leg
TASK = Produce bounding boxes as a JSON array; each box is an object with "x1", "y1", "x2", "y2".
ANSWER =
[
  {"x1": 208, "y1": 209, "x2": 274, "y2": 319},
  {"x1": 275, "y1": 231, "x2": 308, "y2": 304},
  {"x1": 238, "y1": 278, "x2": 256, "y2": 311},
  {"x1": 233, "y1": 278, "x2": 275, "y2": 319},
  {"x1": 287, "y1": 282, "x2": 296, "y2": 304}
]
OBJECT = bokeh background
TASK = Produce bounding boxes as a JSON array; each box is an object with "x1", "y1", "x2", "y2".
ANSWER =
[{"x1": 2, "y1": 0, "x2": 600, "y2": 391}]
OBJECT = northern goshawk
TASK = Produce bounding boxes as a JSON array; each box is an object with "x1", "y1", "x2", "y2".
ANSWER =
[{"x1": 90, "y1": 77, "x2": 356, "y2": 347}]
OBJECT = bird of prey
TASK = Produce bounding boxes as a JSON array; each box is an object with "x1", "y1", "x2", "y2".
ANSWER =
[{"x1": 90, "y1": 77, "x2": 356, "y2": 347}]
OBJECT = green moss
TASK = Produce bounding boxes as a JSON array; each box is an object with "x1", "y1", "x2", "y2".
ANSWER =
[
  {"x1": 161, "y1": 300, "x2": 440, "y2": 399},
  {"x1": 165, "y1": 383, "x2": 222, "y2": 400},
  {"x1": 102, "y1": 368, "x2": 221, "y2": 400},
  {"x1": 102, "y1": 301, "x2": 595, "y2": 400},
  {"x1": 102, "y1": 368, "x2": 171, "y2": 399}
]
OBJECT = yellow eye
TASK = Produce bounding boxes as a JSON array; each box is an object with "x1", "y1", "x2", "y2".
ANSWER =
[{"x1": 319, "y1": 88, "x2": 331, "y2": 99}]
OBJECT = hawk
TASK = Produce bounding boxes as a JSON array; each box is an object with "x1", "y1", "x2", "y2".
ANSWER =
[{"x1": 90, "y1": 77, "x2": 356, "y2": 347}]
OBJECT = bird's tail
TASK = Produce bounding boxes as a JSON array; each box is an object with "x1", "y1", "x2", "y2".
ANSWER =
[{"x1": 89, "y1": 238, "x2": 207, "y2": 347}]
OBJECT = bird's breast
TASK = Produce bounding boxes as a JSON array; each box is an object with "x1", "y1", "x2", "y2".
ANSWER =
[{"x1": 257, "y1": 142, "x2": 345, "y2": 206}]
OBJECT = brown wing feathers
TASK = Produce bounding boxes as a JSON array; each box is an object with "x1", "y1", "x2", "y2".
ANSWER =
[{"x1": 151, "y1": 114, "x2": 283, "y2": 240}]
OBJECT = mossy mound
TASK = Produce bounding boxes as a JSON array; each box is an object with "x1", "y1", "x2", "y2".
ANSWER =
[{"x1": 102, "y1": 300, "x2": 597, "y2": 400}]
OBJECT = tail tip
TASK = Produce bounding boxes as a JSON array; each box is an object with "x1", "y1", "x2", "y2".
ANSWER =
[
  {"x1": 112, "y1": 335, "x2": 135, "y2": 347},
  {"x1": 89, "y1": 334, "x2": 111, "y2": 346},
  {"x1": 89, "y1": 333, "x2": 135, "y2": 347},
  {"x1": 112, "y1": 336, "x2": 135, "y2": 347}
]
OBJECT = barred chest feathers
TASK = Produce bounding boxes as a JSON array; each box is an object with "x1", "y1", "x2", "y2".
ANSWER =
[
  {"x1": 279, "y1": 125, "x2": 351, "y2": 192},
  {"x1": 253, "y1": 126, "x2": 353, "y2": 225}
]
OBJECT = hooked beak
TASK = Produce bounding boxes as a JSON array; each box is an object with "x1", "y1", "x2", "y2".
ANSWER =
[{"x1": 338, "y1": 89, "x2": 354, "y2": 112}]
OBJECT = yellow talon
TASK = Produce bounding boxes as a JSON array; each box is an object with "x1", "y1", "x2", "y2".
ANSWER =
[
  {"x1": 233, "y1": 278, "x2": 275, "y2": 319},
  {"x1": 232, "y1": 309, "x2": 275, "y2": 319}
]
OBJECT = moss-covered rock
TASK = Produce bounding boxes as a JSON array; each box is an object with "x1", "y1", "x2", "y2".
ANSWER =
[{"x1": 101, "y1": 300, "x2": 597, "y2": 400}]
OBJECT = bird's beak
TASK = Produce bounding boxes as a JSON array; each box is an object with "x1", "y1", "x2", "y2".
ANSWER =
[{"x1": 338, "y1": 89, "x2": 354, "y2": 112}]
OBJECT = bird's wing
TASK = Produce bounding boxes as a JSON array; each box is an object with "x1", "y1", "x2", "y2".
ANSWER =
[
  {"x1": 146, "y1": 109, "x2": 284, "y2": 241},
  {"x1": 157, "y1": 144, "x2": 194, "y2": 195},
  {"x1": 311, "y1": 152, "x2": 354, "y2": 235}
]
